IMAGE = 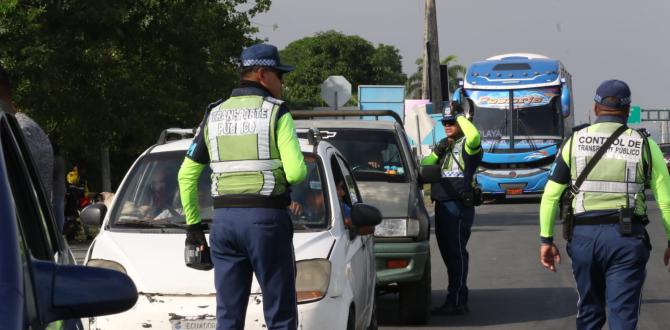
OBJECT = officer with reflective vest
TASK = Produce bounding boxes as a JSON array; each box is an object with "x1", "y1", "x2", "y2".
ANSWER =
[
  {"x1": 178, "y1": 43, "x2": 307, "y2": 329},
  {"x1": 421, "y1": 106, "x2": 482, "y2": 315},
  {"x1": 539, "y1": 80, "x2": 670, "y2": 329}
]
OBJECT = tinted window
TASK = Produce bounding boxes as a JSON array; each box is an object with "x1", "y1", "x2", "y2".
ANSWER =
[
  {"x1": 0, "y1": 117, "x2": 54, "y2": 260},
  {"x1": 493, "y1": 63, "x2": 531, "y2": 71},
  {"x1": 306, "y1": 129, "x2": 409, "y2": 183},
  {"x1": 290, "y1": 153, "x2": 330, "y2": 230}
]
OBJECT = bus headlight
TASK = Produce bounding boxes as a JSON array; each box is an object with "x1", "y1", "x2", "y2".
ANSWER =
[
  {"x1": 296, "y1": 259, "x2": 331, "y2": 304},
  {"x1": 374, "y1": 218, "x2": 420, "y2": 237}
]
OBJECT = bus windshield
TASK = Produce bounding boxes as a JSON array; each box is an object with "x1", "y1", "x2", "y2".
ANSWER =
[{"x1": 468, "y1": 87, "x2": 562, "y2": 150}]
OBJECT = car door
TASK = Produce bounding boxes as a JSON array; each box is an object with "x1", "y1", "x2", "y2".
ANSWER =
[
  {"x1": 0, "y1": 113, "x2": 82, "y2": 329},
  {"x1": 332, "y1": 154, "x2": 373, "y2": 328}
]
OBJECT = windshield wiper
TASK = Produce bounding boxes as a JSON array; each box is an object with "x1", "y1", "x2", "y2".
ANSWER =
[
  {"x1": 115, "y1": 219, "x2": 187, "y2": 229},
  {"x1": 515, "y1": 114, "x2": 538, "y2": 152}
]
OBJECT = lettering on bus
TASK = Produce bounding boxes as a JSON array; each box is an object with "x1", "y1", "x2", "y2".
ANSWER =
[{"x1": 478, "y1": 94, "x2": 548, "y2": 106}]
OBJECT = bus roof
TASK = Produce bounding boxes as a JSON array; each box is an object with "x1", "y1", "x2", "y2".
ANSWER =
[{"x1": 464, "y1": 53, "x2": 566, "y2": 90}]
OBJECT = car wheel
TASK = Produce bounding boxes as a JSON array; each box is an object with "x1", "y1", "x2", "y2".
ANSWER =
[
  {"x1": 346, "y1": 305, "x2": 356, "y2": 330},
  {"x1": 367, "y1": 295, "x2": 378, "y2": 330},
  {"x1": 399, "y1": 260, "x2": 431, "y2": 324}
]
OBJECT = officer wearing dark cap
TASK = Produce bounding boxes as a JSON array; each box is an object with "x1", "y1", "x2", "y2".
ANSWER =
[
  {"x1": 178, "y1": 43, "x2": 307, "y2": 329},
  {"x1": 539, "y1": 79, "x2": 670, "y2": 329},
  {"x1": 421, "y1": 104, "x2": 482, "y2": 315}
]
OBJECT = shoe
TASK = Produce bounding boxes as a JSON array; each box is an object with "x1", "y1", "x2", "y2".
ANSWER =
[{"x1": 431, "y1": 303, "x2": 469, "y2": 316}]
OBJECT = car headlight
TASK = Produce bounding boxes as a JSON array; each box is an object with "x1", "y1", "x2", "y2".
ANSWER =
[
  {"x1": 374, "y1": 218, "x2": 420, "y2": 237},
  {"x1": 296, "y1": 259, "x2": 330, "y2": 304},
  {"x1": 86, "y1": 259, "x2": 127, "y2": 274}
]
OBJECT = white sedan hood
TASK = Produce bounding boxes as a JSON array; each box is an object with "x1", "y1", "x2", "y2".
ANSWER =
[{"x1": 90, "y1": 230, "x2": 335, "y2": 295}]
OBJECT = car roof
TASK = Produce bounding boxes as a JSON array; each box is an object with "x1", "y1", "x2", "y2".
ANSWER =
[{"x1": 294, "y1": 119, "x2": 397, "y2": 130}]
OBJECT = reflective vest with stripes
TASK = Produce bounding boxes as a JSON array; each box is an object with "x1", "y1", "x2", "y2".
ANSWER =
[
  {"x1": 205, "y1": 95, "x2": 287, "y2": 197},
  {"x1": 570, "y1": 123, "x2": 648, "y2": 215},
  {"x1": 431, "y1": 137, "x2": 470, "y2": 201}
]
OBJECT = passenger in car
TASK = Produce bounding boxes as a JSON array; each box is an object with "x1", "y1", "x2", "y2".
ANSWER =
[{"x1": 139, "y1": 168, "x2": 177, "y2": 219}]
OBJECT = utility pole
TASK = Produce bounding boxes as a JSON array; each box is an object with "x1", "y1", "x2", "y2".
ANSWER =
[{"x1": 422, "y1": 0, "x2": 442, "y2": 114}]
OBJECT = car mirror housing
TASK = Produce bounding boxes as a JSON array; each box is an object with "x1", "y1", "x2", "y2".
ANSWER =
[
  {"x1": 419, "y1": 165, "x2": 442, "y2": 184},
  {"x1": 351, "y1": 203, "x2": 382, "y2": 228},
  {"x1": 80, "y1": 203, "x2": 107, "y2": 227},
  {"x1": 31, "y1": 259, "x2": 138, "y2": 323}
]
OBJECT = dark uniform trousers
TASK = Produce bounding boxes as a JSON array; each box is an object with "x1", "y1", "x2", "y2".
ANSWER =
[
  {"x1": 435, "y1": 200, "x2": 475, "y2": 306},
  {"x1": 209, "y1": 207, "x2": 297, "y2": 330},
  {"x1": 567, "y1": 222, "x2": 650, "y2": 330}
]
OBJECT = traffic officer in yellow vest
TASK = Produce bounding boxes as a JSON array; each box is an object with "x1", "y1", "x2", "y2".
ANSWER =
[
  {"x1": 421, "y1": 105, "x2": 482, "y2": 315},
  {"x1": 539, "y1": 80, "x2": 670, "y2": 329},
  {"x1": 178, "y1": 43, "x2": 307, "y2": 329}
]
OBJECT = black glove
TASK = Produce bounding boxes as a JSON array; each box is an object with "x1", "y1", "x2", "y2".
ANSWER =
[
  {"x1": 185, "y1": 222, "x2": 207, "y2": 246},
  {"x1": 434, "y1": 138, "x2": 450, "y2": 158},
  {"x1": 184, "y1": 222, "x2": 213, "y2": 271}
]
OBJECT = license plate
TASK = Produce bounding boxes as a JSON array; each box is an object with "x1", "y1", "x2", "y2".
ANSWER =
[
  {"x1": 171, "y1": 319, "x2": 216, "y2": 330},
  {"x1": 506, "y1": 188, "x2": 523, "y2": 195}
]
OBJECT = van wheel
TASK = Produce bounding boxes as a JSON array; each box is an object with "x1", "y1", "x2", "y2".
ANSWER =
[
  {"x1": 399, "y1": 261, "x2": 431, "y2": 324},
  {"x1": 346, "y1": 305, "x2": 356, "y2": 330}
]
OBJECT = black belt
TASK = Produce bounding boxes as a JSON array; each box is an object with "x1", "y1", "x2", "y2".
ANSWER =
[
  {"x1": 212, "y1": 195, "x2": 289, "y2": 209},
  {"x1": 575, "y1": 214, "x2": 648, "y2": 226}
]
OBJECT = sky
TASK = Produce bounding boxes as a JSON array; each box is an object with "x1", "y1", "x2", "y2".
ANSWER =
[{"x1": 253, "y1": 0, "x2": 670, "y2": 128}]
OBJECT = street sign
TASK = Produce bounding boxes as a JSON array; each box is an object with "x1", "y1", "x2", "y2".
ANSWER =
[
  {"x1": 358, "y1": 85, "x2": 405, "y2": 121},
  {"x1": 320, "y1": 76, "x2": 351, "y2": 109},
  {"x1": 641, "y1": 109, "x2": 670, "y2": 122},
  {"x1": 627, "y1": 105, "x2": 641, "y2": 124}
]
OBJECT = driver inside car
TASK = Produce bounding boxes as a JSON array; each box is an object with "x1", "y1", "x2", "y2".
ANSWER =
[{"x1": 137, "y1": 168, "x2": 176, "y2": 219}]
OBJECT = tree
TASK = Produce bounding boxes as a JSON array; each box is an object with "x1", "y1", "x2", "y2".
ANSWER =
[
  {"x1": 280, "y1": 31, "x2": 406, "y2": 108},
  {"x1": 406, "y1": 55, "x2": 466, "y2": 99},
  {"x1": 0, "y1": 0, "x2": 270, "y2": 189}
]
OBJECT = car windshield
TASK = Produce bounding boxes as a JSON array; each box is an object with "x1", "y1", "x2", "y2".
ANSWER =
[
  {"x1": 304, "y1": 128, "x2": 408, "y2": 183},
  {"x1": 109, "y1": 150, "x2": 329, "y2": 231}
]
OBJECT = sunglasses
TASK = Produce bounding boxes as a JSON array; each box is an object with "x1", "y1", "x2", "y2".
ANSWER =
[
  {"x1": 265, "y1": 68, "x2": 284, "y2": 81},
  {"x1": 441, "y1": 120, "x2": 457, "y2": 126}
]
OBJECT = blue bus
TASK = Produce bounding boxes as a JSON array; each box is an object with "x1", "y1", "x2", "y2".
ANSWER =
[{"x1": 451, "y1": 53, "x2": 574, "y2": 199}]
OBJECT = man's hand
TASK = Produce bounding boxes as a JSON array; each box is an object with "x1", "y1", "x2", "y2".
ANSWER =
[
  {"x1": 664, "y1": 247, "x2": 670, "y2": 272},
  {"x1": 540, "y1": 243, "x2": 561, "y2": 272},
  {"x1": 288, "y1": 201, "x2": 303, "y2": 216},
  {"x1": 367, "y1": 160, "x2": 382, "y2": 169},
  {"x1": 185, "y1": 222, "x2": 207, "y2": 247}
]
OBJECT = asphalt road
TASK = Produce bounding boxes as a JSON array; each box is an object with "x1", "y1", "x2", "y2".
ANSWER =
[
  {"x1": 378, "y1": 197, "x2": 670, "y2": 329},
  {"x1": 71, "y1": 197, "x2": 670, "y2": 329}
]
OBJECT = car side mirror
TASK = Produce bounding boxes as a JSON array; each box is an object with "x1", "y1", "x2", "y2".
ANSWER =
[
  {"x1": 349, "y1": 203, "x2": 382, "y2": 238},
  {"x1": 351, "y1": 203, "x2": 382, "y2": 227},
  {"x1": 81, "y1": 203, "x2": 107, "y2": 227},
  {"x1": 419, "y1": 165, "x2": 442, "y2": 184},
  {"x1": 31, "y1": 259, "x2": 138, "y2": 323}
]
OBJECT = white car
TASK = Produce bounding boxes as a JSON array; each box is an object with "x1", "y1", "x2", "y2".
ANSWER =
[{"x1": 81, "y1": 129, "x2": 381, "y2": 330}]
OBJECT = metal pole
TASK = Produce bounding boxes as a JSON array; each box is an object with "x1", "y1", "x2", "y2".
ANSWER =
[
  {"x1": 334, "y1": 91, "x2": 338, "y2": 110},
  {"x1": 416, "y1": 113, "x2": 423, "y2": 158},
  {"x1": 101, "y1": 146, "x2": 111, "y2": 192}
]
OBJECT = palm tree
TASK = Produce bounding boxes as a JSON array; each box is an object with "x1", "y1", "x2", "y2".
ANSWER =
[{"x1": 405, "y1": 55, "x2": 466, "y2": 99}]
